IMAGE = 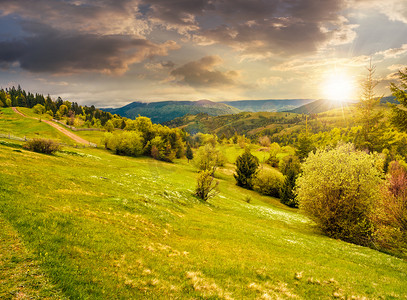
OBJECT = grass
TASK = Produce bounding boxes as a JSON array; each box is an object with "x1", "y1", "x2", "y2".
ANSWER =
[
  {"x1": 0, "y1": 107, "x2": 406, "y2": 299},
  {"x1": 0, "y1": 108, "x2": 73, "y2": 145}
]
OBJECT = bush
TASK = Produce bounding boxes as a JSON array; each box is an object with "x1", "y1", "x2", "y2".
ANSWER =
[
  {"x1": 103, "y1": 131, "x2": 143, "y2": 156},
  {"x1": 33, "y1": 104, "x2": 45, "y2": 114},
  {"x1": 279, "y1": 155, "x2": 300, "y2": 176},
  {"x1": 373, "y1": 161, "x2": 407, "y2": 257},
  {"x1": 253, "y1": 169, "x2": 284, "y2": 198},
  {"x1": 195, "y1": 170, "x2": 218, "y2": 201},
  {"x1": 296, "y1": 143, "x2": 383, "y2": 246},
  {"x1": 24, "y1": 138, "x2": 61, "y2": 154}
]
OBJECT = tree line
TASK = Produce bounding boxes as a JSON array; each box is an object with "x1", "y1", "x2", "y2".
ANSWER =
[{"x1": 0, "y1": 85, "x2": 117, "y2": 128}]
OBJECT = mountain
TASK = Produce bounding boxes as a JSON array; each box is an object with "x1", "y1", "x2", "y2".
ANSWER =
[
  {"x1": 380, "y1": 95, "x2": 398, "y2": 104},
  {"x1": 286, "y1": 99, "x2": 353, "y2": 114},
  {"x1": 287, "y1": 96, "x2": 399, "y2": 115},
  {"x1": 103, "y1": 100, "x2": 241, "y2": 123},
  {"x1": 221, "y1": 99, "x2": 315, "y2": 112}
]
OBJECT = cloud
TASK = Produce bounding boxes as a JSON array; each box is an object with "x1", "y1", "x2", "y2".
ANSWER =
[
  {"x1": 143, "y1": 0, "x2": 355, "y2": 57},
  {"x1": 387, "y1": 64, "x2": 407, "y2": 71},
  {"x1": 170, "y1": 56, "x2": 239, "y2": 87},
  {"x1": 353, "y1": 0, "x2": 407, "y2": 24},
  {"x1": 375, "y1": 44, "x2": 407, "y2": 59},
  {"x1": 0, "y1": 0, "x2": 149, "y2": 37},
  {"x1": 0, "y1": 23, "x2": 179, "y2": 74}
]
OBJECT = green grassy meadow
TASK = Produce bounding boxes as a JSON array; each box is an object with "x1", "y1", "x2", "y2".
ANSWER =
[{"x1": 0, "y1": 108, "x2": 407, "y2": 299}]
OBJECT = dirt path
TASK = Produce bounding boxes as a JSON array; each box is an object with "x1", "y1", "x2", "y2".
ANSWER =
[{"x1": 12, "y1": 107, "x2": 92, "y2": 145}]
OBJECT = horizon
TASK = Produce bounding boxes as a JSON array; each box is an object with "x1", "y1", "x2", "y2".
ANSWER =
[{"x1": 0, "y1": 1, "x2": 406, "y2": 107}]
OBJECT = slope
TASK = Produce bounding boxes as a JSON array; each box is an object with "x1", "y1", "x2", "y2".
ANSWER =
[{"x1": 0, "y1": 108, "x2": 406, "y2": 299}]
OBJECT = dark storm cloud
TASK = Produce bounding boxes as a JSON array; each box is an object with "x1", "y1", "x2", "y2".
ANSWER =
[
  {"x1": 170, "y1": 56, "x2": 239, "y2": 87},
  {"x1": 0, "y1": 23, "x2": 178, "y2": 74},
  {"x1": 0, "y1": 0, "x2": 145, "y2": 35},
  {"x1": 0, "y1": 0, "x2": 353, "y2": 75},
  {"x1": 143, "y1": 0, "x2": 351, "y2": 55}
]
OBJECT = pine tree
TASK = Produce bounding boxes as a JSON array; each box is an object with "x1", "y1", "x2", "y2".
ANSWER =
[
  {"x1": 390, "y1": 68, "x2": 407, "y2": 132},
  {"x1": 280, "y1": 169, "x2": 298, "y2": 208},
  {"x1": 186, "y1": 144, "x2": 193, "y2": 162},
  {"x1": 234, "y1": 148, "x2": 259, "y2": 189},
  {"x1": 355, "y1": 63, "x2": 385, "y2": 152}
]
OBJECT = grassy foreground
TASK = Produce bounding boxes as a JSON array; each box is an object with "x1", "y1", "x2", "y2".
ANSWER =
[{"x1": 0, "y1": 108, "x2": 406, "y2": 299}]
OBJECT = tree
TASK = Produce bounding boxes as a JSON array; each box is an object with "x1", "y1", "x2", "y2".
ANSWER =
[
  {"x1": 355, "y1": 63, "x2": 385, "y2": 152},
  {"x1": 234, "y1": 148, "x2": 259, "y2": 189},
  {"x1": 193, "y1": 144, "x2": 226, "y2": 175},
  {"x1": 195, "y1": 170, "x2": 218, "y2": 201},
  {"x1": 186, "y1": 144, "x2": 193, "y2": 162},
  {"x1": 59, "y1": 104, "x2": 68, "y2": 116},
  {"x1": 279, "y1": 155, "x2": 301, "y2": 207},
  {"x1": 104, "y1": 120, "x2": 115, "y2": 132},
  {"x1": 296, "y1": 133, "x2": 315, "y2": 161},
  {"x1": 33, "y1": 104, "x2": 46, "y2": 114},
  {"x1": 296, "y1": 143, "x2": 383, "y2": 246},
  {"x1": 390, "y1": 68, "x2": 407, "y2": 132},
  {"x1": 280, "y1": 168, "x2": 298, "y2": 208},
  {"x1": 373, "y1": 161, "x2": 407, "y2": 256}
]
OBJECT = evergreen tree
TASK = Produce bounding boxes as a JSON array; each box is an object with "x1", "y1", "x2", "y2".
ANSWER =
[
  {"x1": 234, "y1": 148, "x2": 259, "y2": 189},
  {"x1": 296, "y1": 134, "x2": 315, "y2": 161},
  {"x1": 280, "y1": 168, "x2": 298, "y2": 208},
  {"x1": 390, "y1": 68, "x2": 407, "y2": 132},
  {"x1": 186, "y1": 144, "x2": 193, "y2": 162},
  {"x1": 355, "y1": 63, "x2": 385, "y2": 152}
]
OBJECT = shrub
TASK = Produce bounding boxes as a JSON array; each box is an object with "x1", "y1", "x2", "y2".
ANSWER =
[
  {"x1": 24, "y1": 138, "x2": 61, "y2": 154},
  {"x1": 103, "y1": 131, "x2": 143, "y2": 156},
  {"x1": 266, "y1": 155, "x2": 279, "y2": 167},
  {"x1": 33, "y1": 104, "x2": 46, "y2": 114},
  {"x1": 296, "y1": 143, "x2": 383, "y2": 246},
  {"x1": 373, "y1": 161, "x2": 407, "y2": 257},
  {"x1": 279, "y1": 155, "x2": 300, "y2": 176},
  {"x1": 195, "y1": 170, "x2": 218, "y2": 201},
  {"x1": 253, "y1": 169, "x2": 284, "y2": 198},
  {"x1": 259, "y1": 136, "x2": 271, "y2": 147}
]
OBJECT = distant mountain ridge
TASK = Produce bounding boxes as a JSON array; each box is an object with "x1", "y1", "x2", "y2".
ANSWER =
[
  {"x1": 102, "y1": 98, "x2": 317, "y2": 123},
  {"x1": 103, "y1": 100, "x2": 240, "y2": 123},
  {"x1": 285, "y1": 99, "x2": 351, "y2": 114},
  {"x1": 221, "y1": 99, "x2": 315, "y2": 112}
]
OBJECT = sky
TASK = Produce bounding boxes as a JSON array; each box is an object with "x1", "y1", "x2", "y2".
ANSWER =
[{"x1": 0, "y1": 0, "x2": 407, "y2": 108}]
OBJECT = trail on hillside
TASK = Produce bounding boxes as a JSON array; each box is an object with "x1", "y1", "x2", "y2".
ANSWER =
[{"x1": 12, "y1": 107, "x2": 92, "y2": 145}]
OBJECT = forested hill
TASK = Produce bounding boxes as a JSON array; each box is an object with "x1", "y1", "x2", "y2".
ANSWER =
[
  {"x1": 286, "y1": 96, "x2": 398, "y2": 115},
  {"x1": 286, "y1": 99, "x2": 352, "y2": 114},
  {"x1": 103, "y1": 100, "x2": 240, "y2": 123},
  {"x1": 221, "y1": 99, "x2": 315, "y2": 112}
]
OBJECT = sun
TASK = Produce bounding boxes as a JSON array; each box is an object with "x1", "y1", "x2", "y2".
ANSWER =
[{"x1": 321, "y1": 71, "x2": 355, "y2": 102}]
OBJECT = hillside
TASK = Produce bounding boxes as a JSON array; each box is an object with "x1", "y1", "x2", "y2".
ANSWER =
[
  {"x1": 163, "y1": 111, "x2": 304, "y2": 137},
  {"x1": 222, "y1": 99, "x2": 315, "y2": 112},
  {"x1": 285, "y1": 99, "x2": 353, "y2": 114},
  {"x1": 1, "y1": 106, "x2": 407, "y2": 299},
  {"x1": 103, "y1": 100, "x2": 240, "y2": 123},
  {"x1": 287, "y1": 96, "x2": 398, "y2": 115}
]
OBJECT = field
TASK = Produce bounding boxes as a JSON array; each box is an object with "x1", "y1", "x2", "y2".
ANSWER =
[{"x1": 0, "y1": 107, "x2": 407, "y2": 299}]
